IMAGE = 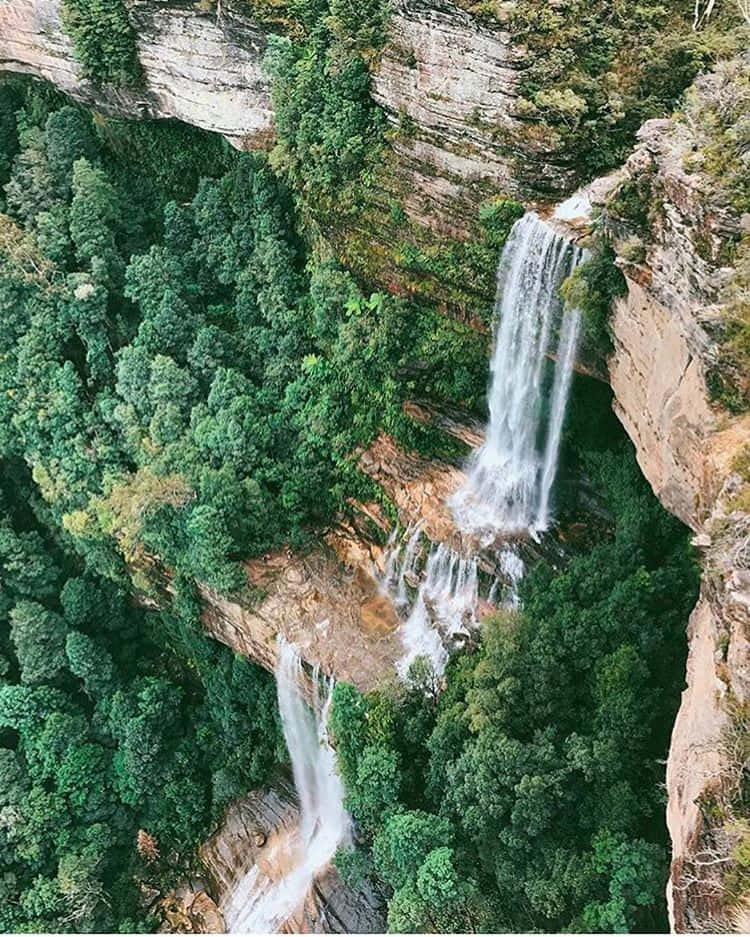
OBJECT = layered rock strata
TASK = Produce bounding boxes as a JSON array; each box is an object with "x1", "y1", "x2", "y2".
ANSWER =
[{"x1": 0, "y1": 0, "x2": 273, "y2": 147}]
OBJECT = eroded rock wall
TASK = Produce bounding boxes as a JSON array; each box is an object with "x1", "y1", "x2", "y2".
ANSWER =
[
  {"x1": 0, "y1": 0, "x2": 273, "y2": 147},
  {"x1": 0, "y1": 0, "x2": 576, "y2": 237},
  {"x1": 370, "y1": 0, "x2": 573, "y2": 233},
  {"x1": 599, "y1": 107, "x2": 750, "y2": 931}
]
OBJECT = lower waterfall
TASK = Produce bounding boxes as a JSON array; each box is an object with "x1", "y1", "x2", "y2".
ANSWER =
[
  {"x1": 450, "y1": 211, "x2": 583, "y2": 539},
  {"x1": 224, "y1": 637, "x2": 349, "y2": 933},
  {"x1": 396, "y1": 541, "x2": 479, "y2": 679}
]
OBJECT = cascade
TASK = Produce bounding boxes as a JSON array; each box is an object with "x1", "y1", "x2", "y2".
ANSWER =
[
  {"x1": 379, "y1": 528, "x2": 520, "y2": 678},
  {"x1": 450, "y1": 211, "x2": 584, "y2": 539},
  {"x1": 224, "y1": 636, "x2": 349, "y2": 933},
  {"x1": 397, "y1": 541, "x2": 480, "y2": 679}
]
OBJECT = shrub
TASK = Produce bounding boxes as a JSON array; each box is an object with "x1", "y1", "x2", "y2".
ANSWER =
[{"x1": 61, "y1": 0, "x2": 142, "y2": 87}]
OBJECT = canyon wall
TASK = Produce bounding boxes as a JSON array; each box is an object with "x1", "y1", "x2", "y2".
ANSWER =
[
  {"x1": 596, "y1": 102, "x2": 750, "y2": 931},
  {"x1": 0, "y1": 0, "x2": 576, "y2": 234},
  {"x1": 0, "y1": 0, "x2": 274, "y2": 147}
]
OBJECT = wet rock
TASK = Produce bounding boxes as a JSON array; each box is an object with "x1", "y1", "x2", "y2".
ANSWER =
[{"x1": 200, "y1": 783, "x2": 386, "y2": 934}]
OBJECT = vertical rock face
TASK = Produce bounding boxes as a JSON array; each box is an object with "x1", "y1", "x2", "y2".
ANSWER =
[
  {"x1": 603, "y1": 117, "x2": 736, "y2": 529},
  {"x1": 0, "y1": 0, "x2": 274, "y2": 147},
  {"x1": 599, "y1": 105, "x2": 750, "y2": 930},
  {"x1": 370, "y1": 0, "x2": 574, "y2": 234}
]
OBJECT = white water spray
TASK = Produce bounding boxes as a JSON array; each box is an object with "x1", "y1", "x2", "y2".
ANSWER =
[
  {"x1": 450, "y1": 212, "x2": 583, "y2": 539},
  {"x1": 536, "y1": 305, "x2": 581, "y2": 530},
  {"x1": 225, "y1": 637, "x2": 349, "y2": 933},
  {"x1": 397, "y1": 541, "x2": 479, "y2": 679}
]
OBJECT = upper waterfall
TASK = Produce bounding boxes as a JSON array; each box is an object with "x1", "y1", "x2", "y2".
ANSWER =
[
  {"x1": 450, "y1": 211, "x2": 583, "y2": 539},
  {"x1": 224, "y1": 637, "x2": 349, "y2": 933}
]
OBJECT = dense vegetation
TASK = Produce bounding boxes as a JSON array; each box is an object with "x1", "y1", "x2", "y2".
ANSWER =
[
  {"x1": 331, "y1": 385, "x2": 698, "y2": 933},
  {"x1": 0, "y1": 458, "x2": 282, "y2": 931},
  {"x1": 0, "y1": 79, "x2": 497, "y2": 600},
  {"x1": 509, "y1": 0, "x2": 742, "y2": 184},
  {"x1": 60, "y1": 0, "x2": 142, "y2": 87}
]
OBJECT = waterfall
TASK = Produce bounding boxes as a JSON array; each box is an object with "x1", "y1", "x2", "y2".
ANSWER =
[
  {"x1": 536, "y1": 305, "x2": 581, "y2": 530},
  {"x1": 450, "y1": 211, "x2": 583, "y2": 539},
  {"x1": 397, "y1": 541, "x2": 479, "y2": 679},
  {"x1": 225, "y1": 637, "x2": 349, "y2": 933}
]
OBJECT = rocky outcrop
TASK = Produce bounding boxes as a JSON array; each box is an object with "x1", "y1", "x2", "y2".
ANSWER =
[
  {"x1": 198, "y1": 539, "x2": 403, "y2": 694},
  {"x1": 596, "y1": 102, "x2": 750, "y2": 931},
  {"x1": 370, "y1": 0, "x2": 573, "y2": 234},
  {"x1": 0, "y1": 0, "x2": 273, "y2": 148},
  {"x1": 158, "y1": 888, "x2": 226, "y2": 933},
  {"x1": 0, "y1": 0, "x2": 577, "y2": 236},
  {"x1": 189, "y1": 430, "x2": 479, "y2": 689},
  {"x1": 601, "y1": 117, "x2": 738, "y2": 530},
  {"x1": 200, "y1": 780, "x2": 386, "y2": 933}
]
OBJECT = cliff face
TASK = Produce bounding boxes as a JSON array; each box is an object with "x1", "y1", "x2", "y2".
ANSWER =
[
  {"x1": 369, "y1": 0, "x2": 573, "y2": 234},
  {"x1": 598, "y1": 105, "x2": 750, "y2": 931},
  {"x1": 0, "y1": 0, "x2": 576, "y2": 236},
  {"x1": 0, "y1": 0, "x2": 274, "y2": 147}
]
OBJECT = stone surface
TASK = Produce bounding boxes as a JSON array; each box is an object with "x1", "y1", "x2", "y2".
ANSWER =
[
  {"x1": 600, "y1": 86, "x2": 750, "y2": 931},
  {"x1": 158, "y1": 888, "x2": 226, "y2": 933},
  {"x1": 609, "y1": 278, "x2": 716, "y2": 530},
  {"x1": 0, "y1": 0, "x2": 274, "y2": 148},
  {"x1": 198, "y1": 543, "x2": 403, "y2": 693},
  {"x1": 372, "y1": 0, "x2": 525, "y2": 232},
  {"x1": 200, "y1": 780, "x2": 386, "y2": 934}
]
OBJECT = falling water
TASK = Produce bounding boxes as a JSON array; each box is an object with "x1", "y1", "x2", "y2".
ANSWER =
[
  {"x1": 450, "y1": 212, "x2": 583, "y2": 539},
  {"x1": 378, "y1": 523, "x2": 425, "y2": 612},
  {"x1": 225, "y1": 637, "x2": 349, "y2": 933},
  {"x1": 536, "y1": 306, "x2": 581, "y2": 530},
  {"x1": 397, "y1": 542, "x2": 479, "y2": 679}
]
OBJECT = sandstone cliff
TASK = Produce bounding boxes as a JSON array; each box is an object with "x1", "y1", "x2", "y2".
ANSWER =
[
  {"x1": 595, "y1": 100, "x2": 750, "y2": 931},
  {"x1": 0, "y1": 0, "x2": 578, "y2": 234},
  {"x1": 0, "y1": 0, "x2": 274, "y2": 147}
]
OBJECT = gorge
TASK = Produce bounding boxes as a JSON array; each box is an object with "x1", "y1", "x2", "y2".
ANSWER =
[{"x1": 0, "y1": 0, "x2": 748, "y2": 934}]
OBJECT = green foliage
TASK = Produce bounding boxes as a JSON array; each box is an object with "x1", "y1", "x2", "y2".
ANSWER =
[
  {"x1": 264, "y1": 0, "x2": 389, "y2": 220},
  {"x1": 263, "y1": 0, "x2": 521, "y2": 317},
  {"x1": 60, "y1": 0, "x2": 142, "y2": 87},
  {"x1": 0, "y1": 83, "x2": 507, "y2": 592},
  {"x1": 509, "y1": 0, "x2": 743, "y2": 182},
  {"x1": 560, "y1": 237, "x2": 626, "y2": 361},
  {"x1": 0, "y1": 463, "x2": 281, "y2": 932},
  {"x1": 332, "y1": 410, "x2": 698, "y2": 932},
  {"x1": 372, "y1": 810, "x2": 453, "y2": 888},
  {"x1": 9, "y1": 602, "x2": 68, "y2": 686}
]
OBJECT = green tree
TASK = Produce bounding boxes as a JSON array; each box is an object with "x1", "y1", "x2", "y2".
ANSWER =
[{"x1": 9, "y1": 601, "x2": 68, "y2": 685}]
